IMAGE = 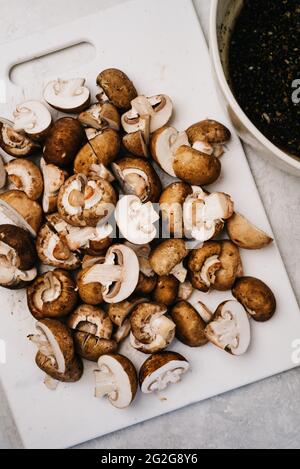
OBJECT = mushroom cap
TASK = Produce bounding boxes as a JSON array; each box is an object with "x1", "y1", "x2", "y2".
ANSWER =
[
  {"x1": 89, "y1": 129, "x2": 120, "y2": 167},
  {"x1": 36, "y1": 352, "x2": 83, "y2": 383},
  {"x1": 43, "y1": 118, "x2": 86, "y2": 167},
  {"x1": 74, "y1": 332, "x2": 117, "y2": 362},
  {"x1": 108, "y1": 297, "x2": 147, "y2": 327},
  {"x1": 173, "y1": 146, "x2": 221, "y2": 186},
  {"x1": 97, "y1": 69, "x2": 138, "y2": 111},
  {"x1": 122, "y1": 131, "x2": 149, "y2": 158},
  {"x1": 0, "y1": 123, "x2": 39, "y2": 158},
  {"x1": 95, "y1": 354, "x2": 138, "y2": 409},
  {"x1": 159, "y1": 182, "x2": 193, "y2": 236},
  {"x1": 186, "y1": 120, "x2": 231, "y2": 145},
  {"x1": 188, "y1": 241, "x2": 222, "y2": 292},
  {"x1": 149, "y1": 239, "x2": 188, "y2": 277},
  {"x1": 68, "y1": 304, "x2": 113, "y2": 340},
  {"x1": 205, "y1": 301, "x2": 251, "y2": 356},
  {"x1": 139, "y1": 351, "x2": 189, "y2": 394},
  {"x1": 171, "y1": 301, "x2": 208, "y2": 347},
  {"x1": 79, "y1": 103, "x2": 120, "y2": 131},
  {"x1": 6, "y1": 158, "x2": 44, "y2": 201},
  {"x1": 74, "y1": 143, "x2": 99, "y2": 176},
  {"x1": 112, "y1": 157, "x2": 162, "y2": 203},
  {"x1": 122, "y1": 95, "x2": 173, "y2": 134},
  {"x1": 77, "y1": 267, "x2": 104, "y2": 305},
  {"x1": 214, "y1": 241, "x2": 243, "y2": 291},
  {"x1": 0, "y1": 190, "x2": 42, "y2": 237},
  {"x1": 13, "y1": 100, "x2": 52, "y2": 139},
  {"x1": 152, "y1": 275, "x2": 179, "y2": 306},
  {"x1": 135, "y1": 271, "x2": 157, "y2": 296},
  {"x1": 44, "y1": 78, "x2": 90, "y2": 113},
  {"x1": 227, "y1": 213, "x2": 273, "y2": 250},
  {"x1": 27, "y1": 269, "x2": 78, "y2": 320},
  {"x1": 232, "y1": 277, "x2": 276, "y2": 323}
]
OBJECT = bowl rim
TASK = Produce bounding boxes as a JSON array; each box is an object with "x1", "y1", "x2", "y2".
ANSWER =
[{"x1": 209, "y1": 0, "x2": 300, "y2": 171}]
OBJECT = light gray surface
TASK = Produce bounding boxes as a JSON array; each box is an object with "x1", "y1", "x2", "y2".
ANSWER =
[{"x1": 0, "y1": 0, "x2": 299, "y2": 450}]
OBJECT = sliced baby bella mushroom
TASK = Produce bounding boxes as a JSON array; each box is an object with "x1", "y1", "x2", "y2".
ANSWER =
[
  {"x1": 0, "y1": 190, "x2": 42, "y2": 237},
  {"x1": 95, "y1": 354, "x2": 138, "y2": 409},
  {"x1": 149, "y1": 239, "x2": 188, "y2": 284},
  {"x1": 57, "y1": 174, "x2": 117, "y2": 228},
  {"x1": 41, "y1": 159, "x2": 66, "y2": 214},
  {"x1": 205, "y1": 301, "x2": 251, "y2": 356},
  {"x1": 123, "y1": 131, "x2": 149, "y2": 158},
  {"x1": 29, "y1": 319, "x2": 83, "y2": 387},
  {"x1": 44, "y1": 78, "x2": 90, "y2": 113},
  {"x1": 13, "y1": 100, "x2": 52, "y2": 142},
  {"x1": 97, "y1": 69, "x2": 138, "y2": 111},
  {"x1": 113, "y1": 157, "x2": 162, "y2": 203},
  {"x1": 183, "y1": 187, "x2": 234, "y2": 242},
  {"x1": 232, "y1": 277, "x2": 276, "y2": 323},
  {"x1": 139, "y1": 352, "x2": 190, "y2": 394},
  {"x1": 177, "y1": 281, "x2": 194, "y2": 301},
  {"x1": 115, "y1": 195, "x2": 159, "y2": 245},
  {"x1": 0, "y1": 225, "x2": 37, "y2": 289},
  {"x1": 43, "y1": 118, "x2": 86, "y2": 168},
  {"x1": 113, "y1": 319, "x2": 131, "y2": 344},
  {"x1": 122, "y1": 95, "x2": 173, "y2": 134},
  {"x1": 171, "y1": 301, "x2": 208, "y2": 347},
  {"x1": 27, "y1": 270, "x2": 78, "y2": 320},
  {"x1": 227, "y1": 213, "x2": 273, "y2": 250},
  {"x1": 79, "y1": 102, "x2": 120, "y2": 131},
  {"x1": 152, "y1": 276, "x2": 179, "y2": 306},
  {"x1": 150, "y1": 126, "x2": 189, "y2": 178},
  {"x1": 89, "y1": 129, "x2": 120, "y2": 168},
  {"x1": 108, "y1": 297, "x2": 147, "y2": 327},
  {"x1": 174, "y1": 146, "x2": 221, "y2": 186},
  {"x1": 36, "y1": 224, "x2": 81, "y2": 270},
  {"x1": 6, "y1": 159, "x2": 43, "y2": 201},
  {"x1": 0, "y1": 123, "x2": 39, "y2": 157},
  {"x1": 186, "y1": 120, "x2": 231, "y2": 158},
  {"x1": 73, "y1": 142, "x2": 115, "y2": 182},
  {"x1": 193, "y1": 301, "x2": 213, "y2": 324},
  {"x1": 124, "y1": 242, "x2": 157, "y2": 295},
  {"x1": 82, "y1": 244, "x2": 140, "y2": 304},
  {"x1": 67, "y1": 304, "x2": 117, "y2": 362},
  {"x1": 160, "y1": 182, "x2": 193, "y2": 236},
  {"x1": 130, "y1": 302, "x2": 176, "y2": 354},
  {"x1": 0, "y1": 155, "x2": 6, "y2": 189}
]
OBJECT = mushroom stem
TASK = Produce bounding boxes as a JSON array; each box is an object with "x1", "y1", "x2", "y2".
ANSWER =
[
  {"x1": 82, "y1": 264, "x2": 123, "y2": 286},
  {"x1": 94, "y1": 369, "x2": 116, "y2": 398}
]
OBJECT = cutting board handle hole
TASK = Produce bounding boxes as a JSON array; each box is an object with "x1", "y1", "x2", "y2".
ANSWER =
[{"x1": 9, "y1": 42, "x2": 96, "y2": 86}]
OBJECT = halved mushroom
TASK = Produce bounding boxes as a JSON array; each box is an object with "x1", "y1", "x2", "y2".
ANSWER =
[
  {"x1": 0, "y1": 123, "x2": 39, "y2": 158},
  {"x1": 81, "y1": 244, "x2": 140, "y2": 304},
  {"x1": 0, "y1": 225, "x2": 37, "y2": 289},
  {"x1": 124, "y1": 242, "x2": 157, "y2": 295},
  {"x1": 122, "y1": 95, "x2": 173, "y2": 134},
  {"x1": 113, "y1": 320, "x2": 132, "y2": 344},
  {"x1": 232, "y1": 277, "x2": 276, "y2": 322},
  {"x1": 79, "y1": 102, "x2": 120, "y2": 131},
  {"x1": 95, "y1": 354, "x2": 138, "y2": 409},
  {"x1": 186, "y1": 120, "x2": 231, "y2": 158},
  {"x1": 149, "y1": 239, "x2": 188, "y2": 283},
  {"x1": 67, "y1": 305, "x2": 117, "y2": 362},
  {"x1": 171, "y1": 301, "x2": 208, "y2": 347},
  {"x1": 44, "y1": 78, "x2": 90, "y2": 113},
  {"x1": 6, "y1": 159, "x2": 43, "y2": 201},
  {"x1": 27, "y1": 269, "x2": 78, "y2": 320},
  {"x1": 173, "y1": 145, "x2": 221, "y2": 186},
  {"x1": 43, "y1": 118, "x2": 86, "y2": 167},
  {"x1": 160, "y1": 182, "x2": 193, "y2": 236},
  {"x1": 183, "y1": 187, "x2": 234, "y2": 242},
  {"x1": 130, "y1": 302, "x2": 176, "y2": 354},
  {"x1": 112, "y1": 157, "x2": 162, "y2": 203},
  {"x1": 41, "y1": 159, "x2": 66, "y2": 214},
  {"x1": 88, "y1": 129, "x2": 120, "y2": 168},
  {"x1": 74, "y1": 143, "x2": 115, "y2": 182},
  {"x1": 192, "y1": 301, "x2": 213, "y2": 324},
  {"x1": 227, "y1": 213, "x2": 273, "y2": 250},
  {"x1": 29, "y1": 319, "x2": 83, "y2": 388},
  {"x1": 108, "y1": 297, "x2": 147, "y2": 327},
  {"x1": 188, "y1": 240, "x2": 243, "y2": 292},
  {"x1": 123, "y1": 131, "x2": 149, "y2": 158},
  {"x1": 36, "y1": 223, "x2": 81, "y2": 270},
  {"x1": 115, "y1": 195, "x2": 159, "y2": 245},
  {"x1": 0, "y1": 190, "x2": 42, "y2": 237},
  {"x1": 13, "y1": 101, "x2": 52, "y2": 142},
  {"x1": 205, "y1": 301, "x2": 251, "y2": 356},
  {"x1": 57, "y1": 174, "x2": 117, "y2": 228},
  {"x1": 152, "y1": 276, "x2": 179, "y2": 306},
  {"x1": 139, "y1": 352, "x2": 190, "y2": 394},
  {"x1": 97, "y1": 69, "x2": 138, "y2": 111}
]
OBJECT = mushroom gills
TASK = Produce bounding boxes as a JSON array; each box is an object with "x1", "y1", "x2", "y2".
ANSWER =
[
  {"x1": 142, "y1": 360, "x2": 190, "y2": 394},
  {"x1": 29, "y1": 322, "x2": 66, "y2": 374}
]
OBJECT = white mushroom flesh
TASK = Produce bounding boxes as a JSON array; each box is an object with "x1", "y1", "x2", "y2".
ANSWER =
[
  {"x1": 84, "y1": 180, "x2": 103, "y2": 210},
  {"x1": 44, "y1": 78, "x2": 90, "y2": 111},
  {"x1": 154, "y1": 127, "x2": 189, "y2": 178},
  {"x1": 41, "y1": 159, "x2": 65, "y2": 213},
  {"x1": 0, "y1": 240, "x2": 36, "y2": 285},
  {"x1": 33, "y1": 272, "x2": 62, "y2": 311},
  {"x1": 29, "y1": 321, "x2": 66, "y2": 374},
  {"x1": 141, "y1": 360, "x2": 190, "y2": 394},
  {"x1": 13, "y1": 101, "x2": 51, "y2": 136},
  {"x1": 200, "y1": 255, "x2": 221, "y2": 287},
  {"x1": 193, "y1": 301, "x2": 213, "y2": 323},
  {"x1": 170, "y1": 261, "x2": 187, "y2": 283},
  {"x1": 62, "y1": 177, "x2": 85, "y2": 216}
]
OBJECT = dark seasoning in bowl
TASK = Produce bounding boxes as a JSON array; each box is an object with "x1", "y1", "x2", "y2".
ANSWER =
[{"x1": 229, "y1": 0, "x2": 300, "y2": 158}]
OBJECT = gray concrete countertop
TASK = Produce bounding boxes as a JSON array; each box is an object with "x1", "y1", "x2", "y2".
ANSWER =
[{"x1": 0, "y1": 0, "x2": 299, "y2": 450}]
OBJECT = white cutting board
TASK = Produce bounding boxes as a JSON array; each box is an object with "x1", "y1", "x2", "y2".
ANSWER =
[{"x1": 0, "y1": 0, "x2": 299, "y2": 449}]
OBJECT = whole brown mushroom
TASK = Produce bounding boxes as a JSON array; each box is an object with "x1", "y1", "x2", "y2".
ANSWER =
[
  {"x1": 232, "y1": 277, "x2": 276, "y2": 322},
  {"x1": 171, "y1": 301, "x2": 208, "y2": 347}
]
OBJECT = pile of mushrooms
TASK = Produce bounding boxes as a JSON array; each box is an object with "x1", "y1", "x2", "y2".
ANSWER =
[{"x1": 0, "y1": 68, "x2": 276, "y2": 408}]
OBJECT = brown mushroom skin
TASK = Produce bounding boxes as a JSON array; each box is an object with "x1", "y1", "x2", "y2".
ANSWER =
[
  {"x1": 108, "y1": 297, "x2": 147, "y2": 327},
  {"x1": 135, "y1": 272, "x2": 157, "y2": 296},
  {"x1": 73, "y1": 331, "x2": 117, "y2": 362},
  {"x1": 27, "y1": 270, "x2": 78, "y2": 320},
  {"x1": 139, "y1": 351, "x2": 187, "y2": 388},
  {"x1": 160, "y1": 182, "x2": 193, "y2": 235},
  {"x1": 122, "y1": 131, "x2": 148, "y2": 158},
  {"x1": 77, "y1": 268, "x2": 103, "y2": 305},
  {"x1": 131, "y1": 302, "x2": 169, "y2": 345},
  {"x1": 39, "y1": 318, "x2": 75, "y2": 363},
  {"x1": 108, "y1": 353, "x2": 138, "y2": 402},
  {"x1": 186, "y1": 120, "x2": 231, "y2": 145},
  {"x1": 0, "y1": 190, "x2": 42, "y2": 235},
  {"x1": 171, "y1": 301, "x2": 208, "y2": 347},
  {"x1": 173, "y1": 146, "x2": 221, "y2": 186},
  {"x1": 74, "y1": 143, "x2": 98, "y2": 175},
  {"x1": 36, "y1": 352, "x2": 83, "y2": 383},
  {"x1": 0, "y1": 123, "x2": 39, "y2": 158},
  {"x1": 97, "y1": 69, "x2": 138, "y2": 111},
  {"x1": 6, "y1": 159, "x2": 44, "y2": 201},
  {"x1": 152, "y1": 276, "x2": 179, "y2": 306},
  {"x1": 188, "y1": 241, "x2": 222, "y2": 292},
  {"x1": 43, "y1": 118, "x2": 86, "y2": 168},
  {"x1": 149, "y1": 239, "x2": 188, "y2": 277},
  {"x1": 86, "y1": 236, "x2": 113, "y2": 257},
  {"x1": 89, "y1": 129, "x2": 121, "y2": 167},
  {"x1": 232, "y1": 277, "x2": 276, "y2": 322},
  {"x1": 214, "y1": 241, "x2": 243, "y2": 291},
  {"x1": 0, "y1": 224, "x2": 37, "y2": 271},
  {"x1": 227, "y1": 213, "x2": 273, "y2": 250}
]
